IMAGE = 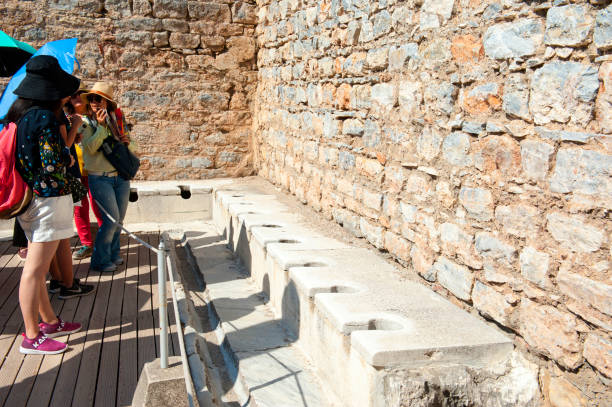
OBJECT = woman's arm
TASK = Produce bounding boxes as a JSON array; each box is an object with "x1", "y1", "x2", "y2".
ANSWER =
[
  {"x1": 62, "y1": 115, "x2": 83, "y2": 147},
  {"x1": 81, "y1": 117, "x2": 110, "y2": 154}
]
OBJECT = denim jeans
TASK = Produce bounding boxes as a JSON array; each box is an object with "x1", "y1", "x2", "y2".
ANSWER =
[{"x1": 88, "y1": 174, "x2": 130, "y2": 269}]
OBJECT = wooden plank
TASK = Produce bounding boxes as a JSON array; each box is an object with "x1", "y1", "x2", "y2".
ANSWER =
[
  {"x1": 0, "y1": 334, "x2": 25, "y2": 406},
  {"x1": 70, "y1": 253, "x2": 116, "y2": 407},
  {"x1": 0, "y1": 240, "x2": 12, "y2": 257},
  {"x1": 0, "y1": 250, "x2": 23, "y2": 315},
  {"x1": 94, "y1": 234, "x2": 129, "y2": 407},
  {"x1": 5, "y1": 287, "x2": 67, "y2": 407},
  {"x1": 4, "y1": 353, "x2": 43, "y2": 407},
  {"x1": 0, "y1": 241, "x2": 17, "y2": 270},
  {"x1": 137, "y1": 234, "x2": 156, "y2": 375},
  {"x1": 0, "y1": 247, "x2": 44, "y2": 405},
  {"x1": 0, "y1": 253, "x2": 25, "y2": 369},
  {"x1": 116, "y1": 237, "x2": 141, "y2": 407},
  {"x1": 48, "y1": 256, "x2": 102, "y2": 407},
  {"x1": 27, "y1": 258, "x2": 90, "y2": 407},
  {"x1": 151, "y1": 234, "x2": 179, "y2": 356}
]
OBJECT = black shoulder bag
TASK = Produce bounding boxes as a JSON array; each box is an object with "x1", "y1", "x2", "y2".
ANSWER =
[{"x1": 98, "y1": 114, "x2": 140, "y2": 180}]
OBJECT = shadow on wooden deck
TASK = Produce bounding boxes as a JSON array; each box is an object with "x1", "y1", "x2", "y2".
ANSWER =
[{"x1": 0, "y1": 232, "x2": 179, "y2": 407}]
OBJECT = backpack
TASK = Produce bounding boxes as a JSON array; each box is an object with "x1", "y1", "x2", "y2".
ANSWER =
[{"x1": 0, "y1": 122, "x2": 33, "y2": 219}]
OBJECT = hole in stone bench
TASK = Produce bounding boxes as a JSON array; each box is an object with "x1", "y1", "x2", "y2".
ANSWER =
[
  {"x1": 329, "y1": 285, "x2": 359, "y2": 294},
  {"x1": 300, "y1": 262, "x2": 327, "y2": 267},
  {"x1": 367, "y1": 319, "x2": 404, "y2": 331},
  {"x1": 231, "y1": 194, "x2": 244, "y2": 197},
  {"x1": 260, "y1": 224, "x2": 282, "y2": 228},
  {"x1": 278, "y1": 239, "x2": 300, "y2": 244},
  {"x1": 129, "y1": 188, "x2": 138, "y2": 202},
  {"x1": 178, "y1": 185, "x2": 191, "y2": 199}
]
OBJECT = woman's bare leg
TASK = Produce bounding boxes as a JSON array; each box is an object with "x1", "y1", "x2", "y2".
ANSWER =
[
  {"x1": 20, "y1": 240, "x2": 60, "y2": 339},
  {"x1": 55, "y1": 239, "x2": 74, "y2": 287},
  {"x1": 38, "y1": 275, "x2": 58, "y2": 325},
  {"x1": 48, "y1": 254, "x2": 62, "y2": 281}
]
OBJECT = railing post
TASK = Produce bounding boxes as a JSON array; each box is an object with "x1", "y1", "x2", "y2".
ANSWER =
[{"x1": 158, "y1": 238, "x2": 168, "y2": 369}]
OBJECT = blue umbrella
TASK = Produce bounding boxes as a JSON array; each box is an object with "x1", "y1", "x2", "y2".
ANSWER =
[{"x1": 0, "y1": 37, "x2": 78, "y2": 126}]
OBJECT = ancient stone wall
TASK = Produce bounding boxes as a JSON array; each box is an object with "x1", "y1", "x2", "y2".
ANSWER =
[
  {"x1": 1, "y1": 0, "x2": 258, "y2": 180},
  {"x1": 253, "y1": 0, "x2": 612, "y2": 404}
]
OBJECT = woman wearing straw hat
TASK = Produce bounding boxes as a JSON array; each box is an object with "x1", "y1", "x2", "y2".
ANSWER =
[
  {"x1": 9, "y1": 55, "x2": 83, "y2": 354},
  {"x1": 80, "y1": 82, "x2": 134, "y2": 273}
]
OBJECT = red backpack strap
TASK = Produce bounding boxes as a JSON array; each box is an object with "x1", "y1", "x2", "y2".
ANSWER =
[{"x1": 115, "y1": 107, "x2": 125, "y2": 137}]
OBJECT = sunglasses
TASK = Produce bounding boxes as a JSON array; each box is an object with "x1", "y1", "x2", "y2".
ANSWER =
[{"x1": 87, "y1": 94, "x2": 103, "y2": 103}]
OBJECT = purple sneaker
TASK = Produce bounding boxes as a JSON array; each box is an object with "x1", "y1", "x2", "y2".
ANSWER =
[
  {"x1": 20, "y1": 332, "x2": 67, "y2": 355},
  {"x1": 39, "y1": 317, "x2": 81, "y2": 338}
]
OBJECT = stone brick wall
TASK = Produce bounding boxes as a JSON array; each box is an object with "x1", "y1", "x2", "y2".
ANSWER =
[
  {"x1": 1, "y1": 0, "x2": 258, "y2": 180},
  {"x1": 253, "y1": 0, "x2": 611, "y2": 404}
]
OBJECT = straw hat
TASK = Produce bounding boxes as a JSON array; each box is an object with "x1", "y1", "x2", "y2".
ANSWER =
[
  {"x1": 81, "y1": 81, "x2": 117, "y2": 109},
  {"x1": 14, "y1": 55, "x2": 80, "y2": 101},
  {"x1": 74, "y1": 81, "x2": 89, "y2": 95}
]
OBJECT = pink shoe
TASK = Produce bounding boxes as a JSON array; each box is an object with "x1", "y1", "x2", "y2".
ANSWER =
[
  {"x1": 20, "y1": 332, "x2": 67, "y2": 355},
  {"x1": 39, "y1": 317, "x2": 81, "y2": 338}
]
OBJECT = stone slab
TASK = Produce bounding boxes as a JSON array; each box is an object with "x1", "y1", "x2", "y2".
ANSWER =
[
  {"x1": 281, "y1": 248, "x2": 513, "y2": 367},
  {"x1": 184, "y1": 226, "x2": 337, "y2": 407},
  {"x1": 132, "y1": 356, "x2": 189, "y2": 407}
]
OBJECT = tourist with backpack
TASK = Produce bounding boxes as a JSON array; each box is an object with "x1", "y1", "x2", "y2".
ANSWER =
[{"x1": 7, "y1": 55, "x2": 84, "y2": 354}]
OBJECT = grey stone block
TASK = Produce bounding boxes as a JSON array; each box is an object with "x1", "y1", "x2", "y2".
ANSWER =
[
  {"x1": 550, "y1": 149, "x2": 612, "y2": 195},
  {"x1": 595, "y1": 4, "x2": 612, "y2": 50},
  {"x1": 530, "y1": 62, "x2": 599, "y2": 126},
  {"x1": 442, "y1": 131, "x2": 472, "y2": 166},
  {"x1": 521, "y1": 140, "x2": 554, "y2": 181},
  {"x1": 503, "y1": 74, "x2": 531, "y2": 121},
  {"x1": 459, "y1": 187, "x2": 494, "y2": 221},
  {"x1": 434, "y1": 256, "x2": 474, "y2": 301},
  {"x1": 484, "y1": 19, "x2": 544, "y2": 59},
  {"x1": 535, "y1": 127, "x2": 603, "y2": 144},
  {"x1": 545, "y1": 5, "x2": 594, "y2": 47}
]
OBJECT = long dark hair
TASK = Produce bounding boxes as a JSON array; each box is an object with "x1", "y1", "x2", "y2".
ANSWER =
[{"x1": 4, "y1": 97, "x2": 63, "y2": 123}]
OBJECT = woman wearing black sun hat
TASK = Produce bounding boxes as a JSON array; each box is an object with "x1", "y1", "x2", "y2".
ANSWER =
[{"x1": 7, "y1": 55, "x2": 85, "y2": 354}]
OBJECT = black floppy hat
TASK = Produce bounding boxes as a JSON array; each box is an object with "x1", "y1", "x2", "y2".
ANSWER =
[{"x1": 14, "y1": 55, "x2": 80, "y2": 101}]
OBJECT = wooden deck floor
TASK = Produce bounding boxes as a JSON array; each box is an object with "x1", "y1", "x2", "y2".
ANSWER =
[{"x1": 0, "y1": 233, "x2": 179, "y2": 407}]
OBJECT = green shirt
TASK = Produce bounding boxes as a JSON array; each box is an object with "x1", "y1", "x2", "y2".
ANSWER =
[{"x1": 81, "y1": 115, "x2": 136, "y2": 173}]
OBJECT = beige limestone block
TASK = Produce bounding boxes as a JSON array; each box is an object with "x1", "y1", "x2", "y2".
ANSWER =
[
  {"x1": 541, "y1": 373, "x2": 587, "y2": 407},
  {"x1": 168, "y1": 32, "x2": 200, "y2": 49},
  {"x1": 546, "y1": 212, "x2": 606, "y2": 253},
  {"x1": 226, "y1": 36, "x2": 256, "y2": 62},
  {"x1": 439, "y1": 222, "x2": 482, "y2": 270},
  {"x1": 495, "y1": 204, "x2": 540, "y2": 238},
  {"x1": 472, "y1": 281, "x2": 514, "y2": 326},
  {"x1": 473, "y1": 135, "x2": 521, "y2": 178},
  {"x1": 557, "y1": 267, "x2": 612, "y2": 318},
  {"x1": 583, "y1": 333, "x2": 612, "y2": 378},
  {"x1": 384, "y1": 231, "x2": 412, "y2": 263},
  {"x1": 410, "y1": 242, "x2": 436, "y2": 282},
  {"x1": 519, "y1": 298, "x2": 582, "y2": 369},
  {"x1": 451, "y1": 34, "x2": 484, "y2": 63},
  {"x1": 336, "y1": 83, "x2": 352, "y2": 110}
]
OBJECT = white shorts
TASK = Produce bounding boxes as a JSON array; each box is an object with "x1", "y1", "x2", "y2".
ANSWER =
[{"x1": 17, "y1": 195, "x2": 74, "y2": 243}]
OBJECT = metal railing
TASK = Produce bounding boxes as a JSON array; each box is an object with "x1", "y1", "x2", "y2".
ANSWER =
[{"x1": 94, "y1": 199, "x2": 196, "y2": 407}]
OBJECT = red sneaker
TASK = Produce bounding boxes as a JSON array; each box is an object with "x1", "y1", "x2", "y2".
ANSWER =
[
  {"x1": 20, "y1": 332, "x2": 67, "y2": 355},
  {"x1": 39, "y1": 317, "x2": 81, "y2": 338}
]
